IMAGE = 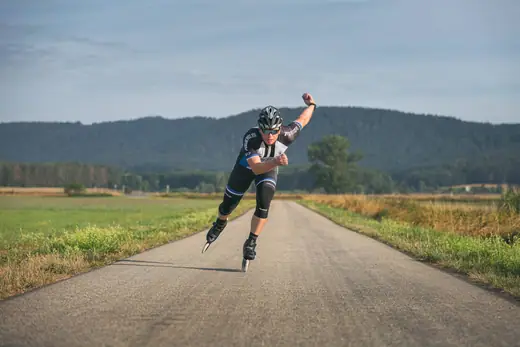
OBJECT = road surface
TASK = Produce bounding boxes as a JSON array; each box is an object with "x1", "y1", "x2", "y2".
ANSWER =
[{"x1": 1, "y1": 201, "x2": 518, "y2": 347}]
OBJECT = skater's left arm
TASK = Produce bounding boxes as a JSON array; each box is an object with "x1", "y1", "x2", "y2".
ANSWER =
[{"x1": 295, "y1": 92, "x2": 317, "y2": 129}]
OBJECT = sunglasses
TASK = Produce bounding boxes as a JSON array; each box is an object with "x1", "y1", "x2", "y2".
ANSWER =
[{"x1": 261, "y1": 128, "x2": 280, "y2": 135}]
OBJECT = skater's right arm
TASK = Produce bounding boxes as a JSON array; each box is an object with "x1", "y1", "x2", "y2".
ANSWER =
[
  {"x1": 295, "y1": 93, "x2": 316, "y2": 129},
  {"x1": 247, "y1": 154, "x2": 287, "y2": 175}
]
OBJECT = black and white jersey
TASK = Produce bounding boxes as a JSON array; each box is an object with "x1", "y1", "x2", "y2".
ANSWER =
[{"x1": 235, "y1": 121, "x2": 303, "y2": 170}]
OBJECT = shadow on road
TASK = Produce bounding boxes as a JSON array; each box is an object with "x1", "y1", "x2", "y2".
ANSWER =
[{"x1": 113, "y1": 259, "x2": 243, "y2": 273}]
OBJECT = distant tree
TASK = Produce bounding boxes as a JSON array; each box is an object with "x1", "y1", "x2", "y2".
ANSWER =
[
  {"x1": 307, "y1": 135, "x2": 363, "y2": 193},
  {"x1": 64, "y1": 183, "x2": 86, "y2": 196}
]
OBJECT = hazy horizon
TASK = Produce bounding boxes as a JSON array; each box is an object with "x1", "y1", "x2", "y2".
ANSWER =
[{"x1": 1, "y1": 0, "x2": 519, "y2": 125}]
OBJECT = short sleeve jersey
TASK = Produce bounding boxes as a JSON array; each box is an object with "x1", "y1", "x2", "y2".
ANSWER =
[{"x1": 236, "y1": 121, "x2": 303, "y2": 169}]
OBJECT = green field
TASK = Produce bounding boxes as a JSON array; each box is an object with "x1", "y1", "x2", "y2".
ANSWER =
[
  {"x1": 0, "y1": 196, "x2": 220, "y2": 247},
  {"x1": 0, "y1": 195, "x2": 255, "y2": 300}
]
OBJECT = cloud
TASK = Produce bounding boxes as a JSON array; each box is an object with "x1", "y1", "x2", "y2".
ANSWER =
[{"x1": 0, "y1": 0, "x2": 519, "y2": 124}]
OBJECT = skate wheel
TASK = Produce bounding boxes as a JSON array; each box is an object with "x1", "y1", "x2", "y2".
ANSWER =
[
  {"x1": 242, "y1": 258, "x2": 249, "y2": 272},
  {"x1": 202, "y1": 242, "x2": 211, "y2": 253}
]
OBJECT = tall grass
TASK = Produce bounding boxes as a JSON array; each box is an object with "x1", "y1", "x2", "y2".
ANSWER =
[
  {"x1": 371, "y1": 193, "x2": 502, "y2": 202},
  {"x1": 301, "y1": 194, "x2": 520, "y2": 239},
  {"x1": 498, "y1": 187, "x2": 520, "y2": 214}
]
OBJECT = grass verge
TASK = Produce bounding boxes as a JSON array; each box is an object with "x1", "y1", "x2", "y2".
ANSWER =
[
  {"x1": 0, "y1": 197, "x2": 255, "y2": 300},
  {"x1": 298, "y1": 199, "x2": 520, "y2": 299},
  {"x1": 302, "y1": 194, "x2": 520, "y2": 238}
]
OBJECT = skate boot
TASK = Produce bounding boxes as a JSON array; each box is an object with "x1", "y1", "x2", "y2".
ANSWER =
[
  {"x1": 241, "y1": 234, "x2": 257, "y2": 272},
  {"x1": 201, "y1": 218, "x2": 227, "y2": 253}
]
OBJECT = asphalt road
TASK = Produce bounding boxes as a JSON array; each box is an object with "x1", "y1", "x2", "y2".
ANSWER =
[{"x1": 1, "y1": 201, "x2": 519, "y2": 347}]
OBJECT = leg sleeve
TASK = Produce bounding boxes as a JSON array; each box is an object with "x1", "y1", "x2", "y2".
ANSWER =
[{"x1": 219, "y1": 165, "x2": 255, "y2": 216}]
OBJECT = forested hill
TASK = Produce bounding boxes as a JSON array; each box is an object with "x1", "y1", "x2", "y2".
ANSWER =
[{"x1": 1, "y1": 106, "x2": 519, "y2": 173}]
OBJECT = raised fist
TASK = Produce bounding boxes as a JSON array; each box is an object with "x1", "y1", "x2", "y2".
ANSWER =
[{"x1": 302, "y1": 92, "x2": 315, "y2": 106}]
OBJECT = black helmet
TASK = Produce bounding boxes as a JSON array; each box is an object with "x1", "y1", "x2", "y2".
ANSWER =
[{"x1": 258, "y1": 106, "x2": 283, "y2": 131}]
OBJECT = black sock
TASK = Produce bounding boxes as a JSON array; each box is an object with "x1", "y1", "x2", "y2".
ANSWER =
[
  {"x1": 249, "y1": 232, "x2": 258, "y2": 240},
  {"x1": 216, "y1": 217, "x2": 227, "y2": 226}
]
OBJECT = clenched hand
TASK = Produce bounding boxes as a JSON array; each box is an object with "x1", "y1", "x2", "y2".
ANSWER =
[{"x1": 275, "y1": 153, "x2": 288, "y2": 166}]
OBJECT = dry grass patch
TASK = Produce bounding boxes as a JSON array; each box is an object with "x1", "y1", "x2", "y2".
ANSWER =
[
  {"x1": 301, "y1": 194, "x2": 520, "y2": 239},
  {"x1": 0, "y1": 187, "x2": 121, "y2": 196}
]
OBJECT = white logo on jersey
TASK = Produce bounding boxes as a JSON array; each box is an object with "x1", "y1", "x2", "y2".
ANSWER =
[{"x1": 243, "y1": 132, "x2": 256, "y2": 151}]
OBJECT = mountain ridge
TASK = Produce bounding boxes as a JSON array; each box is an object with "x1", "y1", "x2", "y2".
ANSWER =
[
  {"x1": 3, "y1": 106, "x2": 517, "y2": 126},
  {"x1": 1, "y1": 106, "x2": 519, "y2": 174}
]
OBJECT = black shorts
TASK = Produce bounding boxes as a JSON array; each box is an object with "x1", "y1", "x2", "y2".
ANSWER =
[{"x1": 225, "y1": 163, "x2": 277, "y2": 196}]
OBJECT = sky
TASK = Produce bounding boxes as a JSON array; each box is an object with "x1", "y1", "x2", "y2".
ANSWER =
[{"x1": 1, "y1": 0, "x2": 519, "y2": 124}]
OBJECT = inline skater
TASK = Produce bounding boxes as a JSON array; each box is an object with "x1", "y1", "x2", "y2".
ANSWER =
[{"x1": 202, "y1": 93, "x2": 317, "y2": 271}]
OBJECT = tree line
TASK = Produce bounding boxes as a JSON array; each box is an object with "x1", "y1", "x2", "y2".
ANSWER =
[{"x1": 2, "y1": 134, "x2": 518, "y2": 194}]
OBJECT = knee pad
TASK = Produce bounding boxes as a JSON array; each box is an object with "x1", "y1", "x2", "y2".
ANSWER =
[
  {"x1": 254, "y1": 181, "x2": 276, "y2": 219},
  {"x1": 254, "y1": 206, "x2": 269, "y2": 219},
  {"x1": 219, "y1": 190, "x2": 243, "y2": 216}
]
